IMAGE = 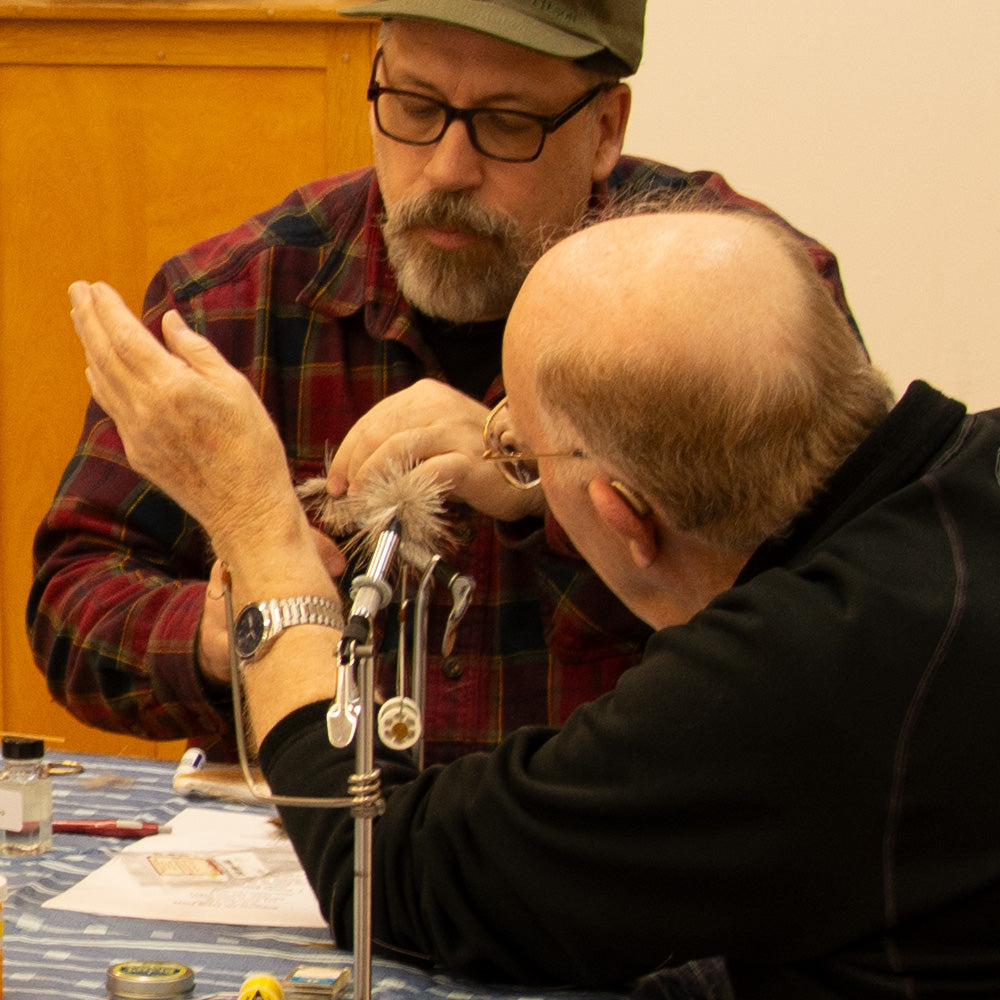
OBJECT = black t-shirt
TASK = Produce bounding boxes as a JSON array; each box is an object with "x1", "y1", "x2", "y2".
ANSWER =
[{"x1": 416, "y1": 311, "x2": 506, "y2": 400}]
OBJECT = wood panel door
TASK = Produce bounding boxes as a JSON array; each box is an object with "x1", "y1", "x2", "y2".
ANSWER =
[{"x1": 0, "y1": 4, "x2": 374, "y2": 757}]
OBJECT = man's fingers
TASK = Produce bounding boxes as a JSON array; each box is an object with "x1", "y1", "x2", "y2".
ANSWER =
[
  {"x1": 161, "y1": 309, "x2": 235, "y2": 382},
  {"x1": 197, "y1": 560, "x2": 234, "y2": 686},
  {"x1": 70, "y1": 282, "x2": 125, "y2": 417},
  {"x1": 69, "y1": 281, "x2": 104, "y2": 363},
  {"x1": 311, "y1": 527, "x2": 348, "y2": 579},
  {"x1": 71, "y1": 281, "x2": 165, "y2": 384},
  {"x1": 89, "y1": 282, "x2": 156, "y2": 368}
]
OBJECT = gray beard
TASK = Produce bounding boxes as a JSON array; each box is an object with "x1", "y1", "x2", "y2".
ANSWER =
[{"x1": 381, "y1": 192, "x2": 546, "y2": 323}]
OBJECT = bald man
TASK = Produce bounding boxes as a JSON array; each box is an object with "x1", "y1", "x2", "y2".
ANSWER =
[{"x1": 69, "y1": 209, "x2": 1000, "y2": 998}]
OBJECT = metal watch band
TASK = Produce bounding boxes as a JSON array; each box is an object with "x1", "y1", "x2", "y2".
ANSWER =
[
  {"x1": 271, "y1": 596, "x2": 342, "y2": 630},
  {"x1": 235, "y1": 596, "x2": 343, "y2": 664}
]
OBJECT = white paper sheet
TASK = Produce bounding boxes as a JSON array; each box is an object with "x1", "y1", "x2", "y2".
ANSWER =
[{"x1": 43, "y1": 806, "x2": 327, "y2": 928}]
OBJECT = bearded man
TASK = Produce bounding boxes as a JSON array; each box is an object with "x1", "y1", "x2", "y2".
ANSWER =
[{"x1": 28, "y1": 1, "x2": 859, "y2": 764}]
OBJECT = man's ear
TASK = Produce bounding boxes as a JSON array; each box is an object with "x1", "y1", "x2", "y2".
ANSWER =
[
  {"x1": 588, "y1": 477, "x2": 657, "y2": 568},
  {"x1": 591, "y1": 84, "x2": 631, "y2": 183}
]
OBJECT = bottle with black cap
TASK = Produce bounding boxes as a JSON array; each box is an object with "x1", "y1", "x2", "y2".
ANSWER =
[{"x1": 0, "y1": 736, "x2": 52, "y2": 855}]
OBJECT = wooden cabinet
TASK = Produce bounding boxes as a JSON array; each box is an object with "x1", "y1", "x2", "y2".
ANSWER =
[{"x1": 0, "y1": 0, "x2": 374, "y2": 757}]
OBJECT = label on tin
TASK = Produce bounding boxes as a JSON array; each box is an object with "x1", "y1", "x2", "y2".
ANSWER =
[{"x1": 107, "y1": 960, "x2": 195, "y2": 998}]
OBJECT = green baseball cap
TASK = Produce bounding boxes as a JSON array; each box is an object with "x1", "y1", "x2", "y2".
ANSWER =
[{"x1": 339, "y1": 0, "x2": 646, "y2": 75}]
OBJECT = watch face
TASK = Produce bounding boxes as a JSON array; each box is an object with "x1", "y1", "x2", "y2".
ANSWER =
[{"x1": 234, "y1": 605, "x2": 266, "y2": 659}]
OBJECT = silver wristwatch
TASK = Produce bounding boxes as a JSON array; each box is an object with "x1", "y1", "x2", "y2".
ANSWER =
[{"x1": 233, "y1": 596, "x2": 342, "y2": 664}]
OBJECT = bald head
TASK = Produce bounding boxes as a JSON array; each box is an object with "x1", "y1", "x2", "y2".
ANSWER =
[
  {"x1": 504, "y1": 209, "x2": 892, "y2": 552},
  {"x1": 507, "y1": 210, "x2": 810, "y2": 387}
]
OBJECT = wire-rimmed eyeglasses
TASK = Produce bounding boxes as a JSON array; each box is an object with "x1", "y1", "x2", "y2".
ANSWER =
[
  {"x1": 482, "y1": 398, "x2": 652, "y2": 516},
  {"x1": 481, "y1": 397, "x2": 584, "y2": 489},
  {"x1": 367, "y1": 49, "x2": 613, "y2": 164}
]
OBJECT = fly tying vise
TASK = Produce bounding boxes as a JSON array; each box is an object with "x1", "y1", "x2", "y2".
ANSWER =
[
  {"x1": 296, "y1": 459, "x2": 475, "y2": 761},
  {"x1": 220, "y1": 458, "x2": 475, "y2": 1000}
]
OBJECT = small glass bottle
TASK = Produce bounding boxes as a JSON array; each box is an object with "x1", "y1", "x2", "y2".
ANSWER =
[{"x1": 0, "y1": 737, "x2": 53, "y2": 856}]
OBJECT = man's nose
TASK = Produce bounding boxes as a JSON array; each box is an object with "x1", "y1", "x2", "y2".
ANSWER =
[{"x1": 421, "y1": 119, "x2": 487, "y2": 191}]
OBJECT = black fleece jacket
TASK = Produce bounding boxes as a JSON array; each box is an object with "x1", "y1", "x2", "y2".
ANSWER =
[{"x1": 260, "y1": 382, "x2": 1000, "y2": 998}]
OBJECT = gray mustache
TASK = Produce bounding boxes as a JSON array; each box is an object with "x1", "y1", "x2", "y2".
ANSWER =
[{"x1": 384, "y1": 194, "x2": 515, "y2": 242}]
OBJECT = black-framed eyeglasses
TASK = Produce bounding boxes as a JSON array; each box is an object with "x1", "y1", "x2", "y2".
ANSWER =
[
  {"x1": 367, "y1": 49, "x2": 612, "y2": 164},
  {"x1": 481, "y1": 397, "x2": 584, "y2": 489}
]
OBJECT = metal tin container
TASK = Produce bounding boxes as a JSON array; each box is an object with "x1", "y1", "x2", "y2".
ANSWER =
[{"x1": 107, "y1": 960, "x2": 195, "y2": 998}]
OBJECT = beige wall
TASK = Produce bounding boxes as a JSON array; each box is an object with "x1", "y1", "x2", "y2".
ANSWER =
[{"x1": 626, "y1": 1, "x2": 1000, "y2": 412}]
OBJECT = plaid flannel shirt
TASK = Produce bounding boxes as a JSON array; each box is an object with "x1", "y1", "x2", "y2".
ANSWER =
[{"x1": 27, "y1": 158, "x2": 857, "y2": 763}]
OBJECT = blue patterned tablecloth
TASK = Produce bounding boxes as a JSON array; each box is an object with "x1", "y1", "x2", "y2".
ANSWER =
[{"x1": 0, "y1": 752, "x2": 631, "y2": 1000}]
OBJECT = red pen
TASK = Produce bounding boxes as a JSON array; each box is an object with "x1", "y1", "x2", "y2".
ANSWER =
[{"x1": 53, "y1": 819, "x2": 170, "y2": 839}]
